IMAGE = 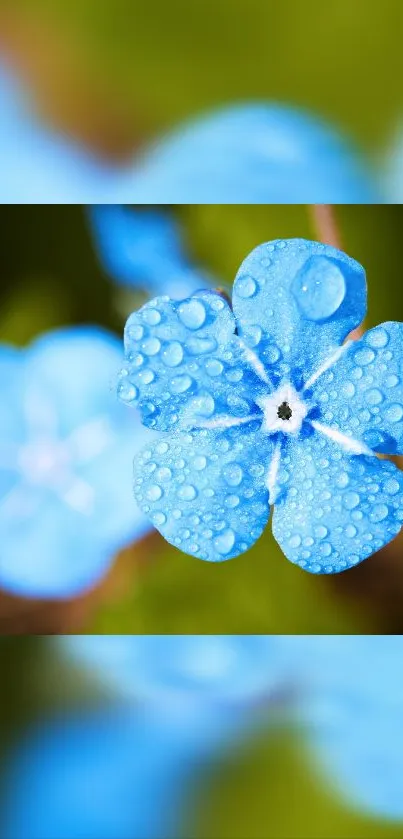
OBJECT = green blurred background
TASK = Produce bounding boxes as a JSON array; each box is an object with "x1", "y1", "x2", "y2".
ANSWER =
[{"x1": 0, "y1": 204, "x2": 402, "y2": 635}]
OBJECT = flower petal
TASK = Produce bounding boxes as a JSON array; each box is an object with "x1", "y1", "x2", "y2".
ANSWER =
[
  {"x1": 134, "y1": 426, "x2": 274, "y2": 561},
  {"x1": 25, "y1": 327, "x2": 125, "y2": 436},
  {"x1": 272, "y1": 434, "x2": 403, "y2": 573},
  {"x1": 111, "y1": 104, "x2": 378, "y2": 203},
  {"x1": 232, "y1": 239, "x2": 366, "y2": 379},
  {"x1": 300, "y1": 636, "x2": 403, "y2": 820},
  {"x1": 120, "y1": 292, "x2": 260, "y2": 431},
  {"x1": 89, "y1": 205, "x2": 213, "y2": 298},
  {"x1": 309, "y1": 322, "x2": 403, "y2": 454}
]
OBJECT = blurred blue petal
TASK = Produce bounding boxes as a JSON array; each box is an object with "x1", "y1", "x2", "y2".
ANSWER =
[
  {"x1": 89, "y1": 205, "x2": 214, "y2": 297},
  {"x1": 299, "y1": 636, "x2": 403, "y2": 820},
  {"x1": 1, "y1": 65, "x2": 380, "y2": 203},
  {"x1": 0, "y1": 327, "x2": 153, "y2": 598},
  {"x1": 2, "y1": 706, "x2": 248, "y2": 839},
  {"x1": 61, "y1": 635, "x2": 294, "y2": 706},
  {"x1": 112, "y1": 104, "x2": 381, "y2": 203}
]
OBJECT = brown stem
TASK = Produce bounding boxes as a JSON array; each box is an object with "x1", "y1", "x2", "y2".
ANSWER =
[{"x1": 309, "y1": 204, "x2": 342, "y2": 249}]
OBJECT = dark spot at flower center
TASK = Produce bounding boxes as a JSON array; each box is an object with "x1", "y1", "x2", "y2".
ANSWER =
[{"x1": 277, "y1": 401, "x2": 292, "y2": 421}]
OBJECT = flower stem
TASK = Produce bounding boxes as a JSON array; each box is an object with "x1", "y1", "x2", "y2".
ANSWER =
[{"x1": 309, "y1": 204, "x2": 342, "y2": 249}]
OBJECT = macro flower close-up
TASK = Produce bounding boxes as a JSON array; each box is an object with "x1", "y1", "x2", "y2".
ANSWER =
[
  {"x1": 120, "y1": 238, "x2": 403, "y2": 573},
  {"x1": 0, "y1": 327, "x2": 151, "y2": 598}
]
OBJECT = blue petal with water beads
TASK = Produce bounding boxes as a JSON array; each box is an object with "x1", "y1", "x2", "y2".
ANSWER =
[
  {"x1": 308, "y1": 322, "x2": 403, "y2": 455},
  {"x1": 122, "y1": 238, "x2": 403, "y2": 571}
]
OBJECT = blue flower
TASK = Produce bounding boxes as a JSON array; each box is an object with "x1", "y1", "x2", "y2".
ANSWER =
[
  {"x1": 0, "y1": 327, "x2": 152, "y2": 598},
  {"x1": 2, "y1": 707, "x2": 234, "y2": 839},
  {"x1": 1, "y1": 63, "x2": 380, "y2": 203},
  {"x1": 112, "y1": 104, "x2": 381, "y2": 203},
  {"x1": 59, "y1": 635, "x2": 403, "y2": 821},
  {"x1": 298, "y1": 635, "x2": 403, "y2": 820},
  {"x1": 88, "y1": 205, "x2": 216, "y2": 299},
  {"x1": 60, "y1": 634, "x2": 289, "y2": 707},
  {"x1": 120, "y1": 238, "x2": 403, "y2": 573}
]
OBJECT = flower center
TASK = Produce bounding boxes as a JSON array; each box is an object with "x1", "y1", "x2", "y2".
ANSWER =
[
  {"x1": 277, "y1": 401, "x2": 292, "y2": 421},
  {"x1": 257, "y1": 384, "x2": 308, "y2": 436}
]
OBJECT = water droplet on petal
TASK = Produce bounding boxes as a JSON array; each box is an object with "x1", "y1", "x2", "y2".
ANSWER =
[
  {"x1": 370, "y1": 503, "x2": 389, "y2": 522},
  {"x1": 170, "y1": 374, "x2": 193, "y2": 394},
  {"x1": 142, "y1": 337, "x2": 161, "y2": 356},
  {"x1": 292, "y1": 256, "x2": 346, "y2": 321},
  {"x1": 162, "y1": 341, "x2": 184, "y2": 367},
  {"x1": 118, "y1": 380, "x2": 138, "y2": 403},
  {"x1": 213, "y1": 528, "x2": 236, "y2": 555},
  {"x1": 385, "y1": 403, "x2": 403, "y2": 423},
  {"x1": 193, "y1": 455, "x2": 207, "y2": 471},
  {"x1": 153, "y1": 511, "x2": 166, "y2": 526},
  {"x1": 177, "y1": 484, "x2": 197, "y2": 501},
  {"x1": 236, "y1": 274, "x2": 257, "y2": 298},
  {"x1": 343, "y1": 491, "x2": 360, "y2": 509},
  {"x1": 365, "y1": 388, "x2": 383, "y2": 406},
  {"x1": 222, "y1": 463, "x2": 243, "y2": 487},
  {"x1": 354, "y1": 347, "x2": 375, "y2": 366},
  {"x1": 384, "y1": 478, "x2": 400, "y2": 495},
  {"x1": 178, "y1": 299, "x2": 206, "y2": 330},
  {"x1": 146, "y1": 484, "x2": 163, "y2": 501},
  {"x1": 366, "y1": 326, "x2": 389, "y2": 348},
  {"x1": 143, "y1": 308, "x2": 161, "y2": 326}
]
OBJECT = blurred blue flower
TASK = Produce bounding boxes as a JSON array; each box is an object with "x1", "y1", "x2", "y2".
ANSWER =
[
  {"x1": 89, "y1": 205, "x2": 215, "y2": 299},
  {"x1": 2, "y1": 706, "x2": 244, "y2": 839},
  {"x1": 0, "y1": 64, "x2": 115, "y2": 203},
  {"x1": 112, "y1": 104, "x2": 381, "y2": 203},
  {"x1": 59, "y1": 635, "x2": 403, "y2": 823},
  {"x1": 0, "y1": 327, "x2": 152, "y2": 598},
  {"x1": 299, "y1": 635, "x2": 403, "y2": 820},
  {"x1": 1, "y1": 64, "x2": 381, "y2": 203},
  {"x1": 61, "y1": 634, "x2": 293, "y2": 707},
  {"x1": 120, "y1": 238, "x2": 403, "y2": 572}
]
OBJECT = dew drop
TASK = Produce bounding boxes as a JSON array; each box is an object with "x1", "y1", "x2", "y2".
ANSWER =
[
  {"x1": 146, "y1": 484, "x2": 163, "y2": 501},
  {"x1": 385, "y1": 403, "x2": 403, "y2": 423},
  {"x1": 354, "y1": 347, "x2": 375, "y2": 366},
  {"x1": 365, "y1": 388, "x2": 383, "y2": 406},
  {"x1": 178, "y1": 299, "x2": 206, "y2": 330},
  {"x1": 193, "y1": 455, "x2": 207, "y2": 471},
  {"x1": 177, "y1": 484, "x2": 197, "y2": 501},
  {"x1": 236, "y1": 274, "x2": 257, "y2": 298},
  {"x1": 162, "y1": 341, "x2": 184, "y2": 367},
  {"x1": 384, "y1": 478, "x2": 400, "y2": 496},
  {"x1": 213, "y1": 528, "x2": 236, "y2": 555},
  {"x1": 142, "y1": 337, "x2": 161, "y2": 356},
  {"x1": 343, "y1": 491, "x2": 360, "y2": 509},
  {"x1": 292, "y1": 256, "x2": 346, "y2": 321},
  {"x1": 118, "y1": 380, "x2": 138, "y2": 403},
  {"x1": 222, "y1": 463, "x2": 243, "y2": 487},
  {"x1": 170, "y1": 374, "x2": 193, "y2": 394},
  {"x1": 370, "y1": 503, "x2": 389, "y2": 522},
  {"x1": 366, "y1": 326, "x2": 389, "y2": 348},
  {"x1": 225, "y1": 494, "x2": 240, "y2": 508},
  {"x1": 205, "y1": 359, "x2": 224, "y2": 377},
  {"x1": 143, "y1": 308, "x2": 161, "y2": 326},
  {"x1": 345, "y1": 524, "x2": 357, "y2": 538},
  {"x1": 289, "y1": 534, "x2": 302, "y2": 548},
  {"x1": 314, "y1": 525, "x2": 328, "y2": 539},
  {"x1": 153, "y1": 511, "x2": 166, "y2": 526},
  {"x1": 342, "y1": 382, "x2": 356, "y2": 398},
  {"x1": 385, "y1": 374, "x2": 399, "y2": 388}
]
